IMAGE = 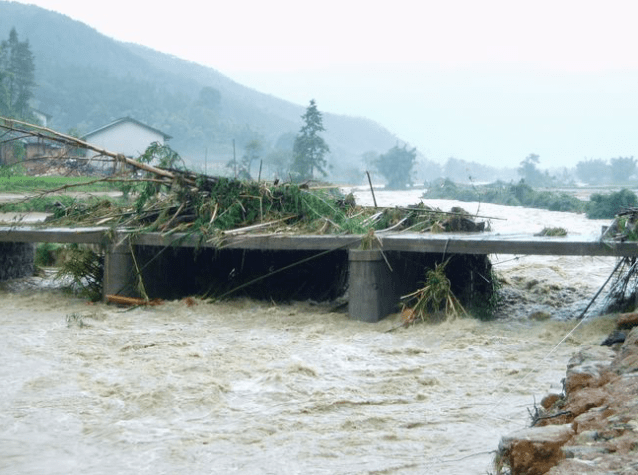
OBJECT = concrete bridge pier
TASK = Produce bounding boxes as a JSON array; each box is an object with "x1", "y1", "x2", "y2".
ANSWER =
[
  {"x1": 348, "y1": 249, "x2": 400, "y2": 323},
  {"x1": 0, "y1": 242, "x2": 35, "y2": 282},
  {"x1": 103, "y1": 238, "x2": 139, "y2": 299}
]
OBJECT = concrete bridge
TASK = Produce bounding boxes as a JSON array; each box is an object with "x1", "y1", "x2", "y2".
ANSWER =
[{"x1": 1, "y1": 225, "x2": 636, "y2": 322}]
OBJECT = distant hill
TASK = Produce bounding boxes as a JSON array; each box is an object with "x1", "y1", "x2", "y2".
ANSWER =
[{"x1": 0, "y1": 1, "x2": 399, "y2": 181}]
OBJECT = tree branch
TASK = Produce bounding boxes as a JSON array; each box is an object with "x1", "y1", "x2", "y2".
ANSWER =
[{"x1": 0, "y1": 116, "x2": 177, "y2": 180}]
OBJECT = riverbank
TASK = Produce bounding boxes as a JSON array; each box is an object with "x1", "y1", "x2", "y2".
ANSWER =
[{"x1": 496, "y1": 315, "x2": 638, "y2": 474}]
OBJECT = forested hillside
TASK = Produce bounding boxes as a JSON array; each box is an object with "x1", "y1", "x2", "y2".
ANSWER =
[{"x1": 0, "y1": 1, "x2": 399, "y2": 181}]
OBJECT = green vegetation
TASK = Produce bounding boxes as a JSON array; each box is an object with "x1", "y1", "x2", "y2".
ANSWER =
[
  {"x1": 375, "y1": 144, "x2": 417, "y2": 189},
  {"x1": 56, "y1": 243, "x2": 104, "y2": 302},
  {"x1": 0, "y1": 3, "x2": 400, "y2": 180},
  {"x1": 50, "y1": 176, "x2": 478, "y2": 237},
  {"x1": 0, "y1": 174, "x2": 117, "y2": 192},
  {"x1": 0, "y1": 27, "x2": 35, "y2": 120},
  {"x1": 0, "y1": 194, "x2": 78, "y2": 213},
  {"x1": 518, "y1": 154, "x2": 551, "y2": 187},
  {"x1": 34, "y1": 242, "x2": 63, "y2": 266},
  {"x1": 423, "y1": 178, "x2": 638, "y2": 222},
  {"x1": 610, "y1": 157, "x2": 637, "y2": 183},
  {"x1": 0, "y1": 193, "x2": 125, "y2": 214},
  {"x1": 226, "y1": 139, "x2": 263, "y2": 180},
  {"x1": 423, "y1": 179, "x2": 585, "y2": 213},
  {"x1": 7, "y1": 143, "x2": 482, "y2": 237},
  {"x1": 576, "y1": 156, "x2": 637, "y2": 185},
  {"x1": 291, "y1": 100, "x2": 330, "y2": 181},
  {"x1": 401, "y1": 260, "x2": 468, "y2": 324},
  {"x1": 613, "y1": 215, "x2": 638, "y2": 241},
  {"x1": 536, "y1": 227, "x2": 568, "y2": 237},
  {"x1": 586, "y1": 189, "x2": 638, "y2": 219}
]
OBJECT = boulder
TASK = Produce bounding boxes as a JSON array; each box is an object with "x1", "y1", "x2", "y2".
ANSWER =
[
  {"x1": 541, "y1": 393, "x2": 562, "y2": 410},
  {"x1": 564, "y1": 346, "x2": 615, "y2": 394},
  {"x1": 617, "y1": 312, "x2": 638, "y2": 330},
  {"x1": 498, "y1": 424, "x2": 574, "y2": 475},
  {"x1": 564, "y1": 387, "x2": 607, "y2": 418}
]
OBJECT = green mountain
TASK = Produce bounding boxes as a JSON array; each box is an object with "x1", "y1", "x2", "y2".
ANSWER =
[{"x1": 0, "y1": 1, "x2": 399, "y2": 181}]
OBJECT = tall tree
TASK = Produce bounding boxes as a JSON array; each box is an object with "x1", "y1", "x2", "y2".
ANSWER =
[
  {"x1": 291, "y1": 99, "x2": 330, "y2": 180},
  {"x1": 575, "y1": 158, "x2": 609, "y2": 185},
  {"x1": 0, "y1": 28, "x2": 35, "y2": 119},
  {"x1": 375, "y1": 145, "x2": 417, "y2": 189},
  {"x1": 518, "y1": 153, "x2": 546, "y2": 186},
  {"x1": 240, "y1": 139, "x2": 263, "y2": 179},
  {"x1": 609, "y1": 156, "x2": 636, "y2": 184}
]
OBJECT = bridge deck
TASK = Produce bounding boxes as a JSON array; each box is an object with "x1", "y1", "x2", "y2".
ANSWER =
[{"x1": 0, "y1": 225, "x2": 636, "y2": 257}]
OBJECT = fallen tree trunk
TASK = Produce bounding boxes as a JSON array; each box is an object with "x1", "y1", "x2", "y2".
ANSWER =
[
  {"x1": 0, "y1": 116, "x2": 176, "y2": 180},
  {"x1": 106, "y1": 294, "x2": 163, "y2": 306}
]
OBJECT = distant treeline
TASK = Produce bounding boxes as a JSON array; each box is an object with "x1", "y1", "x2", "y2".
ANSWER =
[{"x1": 422, "y1": 179, "x2": 638, "y2": 219}]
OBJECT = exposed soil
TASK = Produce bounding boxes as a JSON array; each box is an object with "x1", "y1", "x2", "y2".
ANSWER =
[{"x1": 497, "y1": 316, "x2": 638, "y2": 474}]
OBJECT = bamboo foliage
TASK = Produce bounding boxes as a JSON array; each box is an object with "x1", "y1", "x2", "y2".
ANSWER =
[
  {"x1": 1, "y1": 116, "x2": 490, "y2": 240},
  {"x1": 401, "y1": 260, "x2": 469, "y2": 324}
]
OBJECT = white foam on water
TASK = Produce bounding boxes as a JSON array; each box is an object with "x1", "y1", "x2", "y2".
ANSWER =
[{"x1": 0, "y1": 190, "x2": 622, "y2": 474}]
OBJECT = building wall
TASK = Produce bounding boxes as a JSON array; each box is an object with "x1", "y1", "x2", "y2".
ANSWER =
[{"x1": 86, "y1": 121, "x2": 166, "y2": 159}]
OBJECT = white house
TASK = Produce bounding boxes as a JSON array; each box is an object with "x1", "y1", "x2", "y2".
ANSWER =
[{"x1": 83, "y1": 117, "x2": 172, "y2": 159}]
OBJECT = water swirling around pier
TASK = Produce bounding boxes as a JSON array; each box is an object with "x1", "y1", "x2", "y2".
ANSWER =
[{"x1": 0, "y1": 190, "x2": 620, "y2": 474}]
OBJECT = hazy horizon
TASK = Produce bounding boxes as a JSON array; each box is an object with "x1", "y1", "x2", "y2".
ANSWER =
[{"x1": 11, "y1": 0, "x2": 638, "y2": 169}]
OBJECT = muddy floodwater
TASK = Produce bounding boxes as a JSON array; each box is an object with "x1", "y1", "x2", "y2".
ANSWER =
[{"x1": 0, "y1": 191, "x2": 622, "y2": 474}]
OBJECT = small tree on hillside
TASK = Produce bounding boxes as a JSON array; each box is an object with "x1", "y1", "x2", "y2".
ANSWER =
[
  {"x1": 291, "y1": 100, "x2": 330, "y2": 180},
  {"x1": 375, "y1": 145, "x2": 417, "y2": 189}
]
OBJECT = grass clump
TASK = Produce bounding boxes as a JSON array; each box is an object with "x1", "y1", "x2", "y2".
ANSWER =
[
  {"x1": 66, "y1": 312, "x2": 88, "y2": 328},
  {"x1": 56, "y1": 244, "x2": 104, "y2": 302},
  {"x1": 535, "y1": 227, "x2": 568, "y2": 237},
  {"x1": 0, "y1": 195, "x2": 78, "y2": 214},
  {"x1": 34, "y1": 242, "x2": 65, "y2": 266},
  {"x1": 401, "y1": 260, "x2": 469, "y2": 324}
]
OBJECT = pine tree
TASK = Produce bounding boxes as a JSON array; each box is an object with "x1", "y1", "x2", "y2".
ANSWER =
[
  {"x1": 291, "y1": 100, "x2": 330, "y2": 181},
  {"x1": 0, "y1": 28, "x2": 35, "y2": 119}
]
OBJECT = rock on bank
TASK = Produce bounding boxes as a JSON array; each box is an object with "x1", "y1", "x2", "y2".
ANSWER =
[{"x1": 497, "y1": 318, "x2": 638, "y2": 475}]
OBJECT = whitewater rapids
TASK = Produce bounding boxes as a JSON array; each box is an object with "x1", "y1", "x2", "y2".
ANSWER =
[{"x1": 0, "y1": 190, "x2": 621, "y2": 474}]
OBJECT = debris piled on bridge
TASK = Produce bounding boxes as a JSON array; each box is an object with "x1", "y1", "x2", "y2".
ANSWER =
[
  {"x1": 1, "y1": 117, "x2": 491, "y2": 238},
  {"x1": 48, "y1": 181, "x2": 489, "y2": 238},
  {"x1": 2, "y1": 117, "x2": 498, "y2": 311}
]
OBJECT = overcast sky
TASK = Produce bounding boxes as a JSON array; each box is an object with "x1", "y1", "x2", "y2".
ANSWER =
[{"x1": 12, "y1": 0, "x2": 638, "y2": 168}]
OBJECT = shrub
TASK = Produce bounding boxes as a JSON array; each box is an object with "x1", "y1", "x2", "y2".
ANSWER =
[
  {"x1": 586, "y1": 189, "x2": 638, "y2": 219},
  {"x1": 422, "y1": 179, "x2": 585, "y2": 213}
]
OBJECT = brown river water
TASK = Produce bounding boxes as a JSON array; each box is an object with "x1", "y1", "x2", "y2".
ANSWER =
[{"x1": 0, "y1": 190, "x2": 622, "y2": 474}]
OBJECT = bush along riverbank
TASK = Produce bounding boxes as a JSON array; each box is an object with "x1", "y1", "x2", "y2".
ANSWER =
[
  {"x1": 422, "y1": 179, "x2": 638, "y2": 219},
  {"x1": 494, "y1": 314, "x2": 638, "y2": 475}
]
